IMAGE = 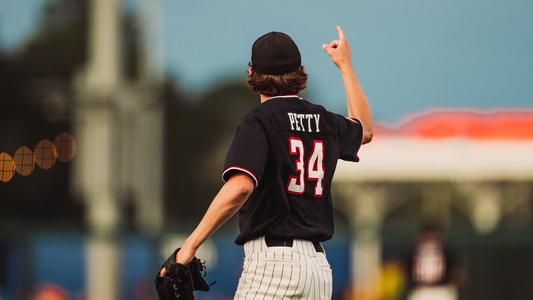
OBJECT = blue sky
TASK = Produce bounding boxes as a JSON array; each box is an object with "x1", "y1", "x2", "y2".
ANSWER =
[
  {"x1": 0, "y1": 0, "x2": 48, "y2": 50},
  {"x1": 1, "y1": 0, "x2": 532, "y2": 122}
]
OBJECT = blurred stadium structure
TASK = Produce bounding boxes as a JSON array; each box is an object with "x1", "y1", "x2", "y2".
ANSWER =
[
  {"x1": 73, "y1": 0, "x2": 164, "y2": 299},
  {"x1": 1, "y1": 0, "x2": 533, "y2": 300},
  {"x1": 334, "y1": 110, "x2": 533, "y2": 299}
]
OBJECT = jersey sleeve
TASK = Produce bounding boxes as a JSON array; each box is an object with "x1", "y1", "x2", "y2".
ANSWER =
[
  {"x1": 333, "y1": 113, "x2": 364, "y2": 162},
  {"x1": 222, "y1": 112, "x2": 269, "y2": 187}
]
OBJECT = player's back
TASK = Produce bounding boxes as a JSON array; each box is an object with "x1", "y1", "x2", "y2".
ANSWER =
[{"x1": 223, "y1": 96, "x2": 363, "y2": 244}]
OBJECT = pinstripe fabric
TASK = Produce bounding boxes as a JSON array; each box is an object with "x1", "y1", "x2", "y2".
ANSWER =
[{"x1": 234, "y1": 237, "x2": 333, "y2": 300}]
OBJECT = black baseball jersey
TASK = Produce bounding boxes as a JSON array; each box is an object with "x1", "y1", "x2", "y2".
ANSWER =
[{"x1": 222, "y1": 96, "x2": 363, "y2": 245}]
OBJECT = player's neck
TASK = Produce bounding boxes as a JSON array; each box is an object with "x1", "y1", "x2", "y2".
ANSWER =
[{"x1": 260, "y1": 94, "x2": 300, "y2": 103}]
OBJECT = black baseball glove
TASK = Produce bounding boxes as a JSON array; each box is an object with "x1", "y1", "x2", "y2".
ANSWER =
[{"x1": 154, "y1": 248, "x2": 211, "y2": 300}]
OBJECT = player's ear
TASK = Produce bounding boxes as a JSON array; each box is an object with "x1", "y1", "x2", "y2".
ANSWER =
[{"x1": 247, "y1": 67, "x2": 253, "y2": 76}]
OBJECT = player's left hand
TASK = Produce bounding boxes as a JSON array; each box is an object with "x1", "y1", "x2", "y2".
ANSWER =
[{"x1": 155, "y1": 246, "x2": 211, "y2": 299}]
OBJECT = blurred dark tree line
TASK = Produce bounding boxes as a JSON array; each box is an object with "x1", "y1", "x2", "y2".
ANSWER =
[
  {"x1": 0, "y1": 0, "x2": 90, "y2": 231},
  {"x1": 0, "y1": 0, "x2": 256, "y2": 233},
  {"x1": 164, "y1": 81, "x2": 257, "y2": 229}
]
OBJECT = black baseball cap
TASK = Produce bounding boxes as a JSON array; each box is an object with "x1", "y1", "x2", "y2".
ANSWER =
[{"x1": 250, "y1": 31, "x2": 301, "y2": 75}]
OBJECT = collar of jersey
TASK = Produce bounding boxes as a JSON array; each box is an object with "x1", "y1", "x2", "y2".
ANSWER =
[{"x1": 264, "y1": 95, "x2": 303, "y2": 102}]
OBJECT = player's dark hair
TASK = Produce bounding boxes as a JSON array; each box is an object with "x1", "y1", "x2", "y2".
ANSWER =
[{"x1": 247, "y1": 66, "x2": 307, "y2": 97}]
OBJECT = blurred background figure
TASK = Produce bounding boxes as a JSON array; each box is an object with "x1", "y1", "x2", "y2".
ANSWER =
[{"x1": 405, "y1": 224, "x2": 464, "y2": 300}]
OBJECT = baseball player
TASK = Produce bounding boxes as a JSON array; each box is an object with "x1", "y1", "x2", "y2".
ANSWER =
[{"x1": 160, "y1": 25, "x2": 373, "y2": 299}]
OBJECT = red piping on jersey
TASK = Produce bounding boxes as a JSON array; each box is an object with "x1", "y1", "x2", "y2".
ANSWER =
[
  {"x1": 345, "y1": 116, "x2": 358, "y2": 123},
  {"x1": 222, "y1": 166, "x2": 258, "y2": 187}
]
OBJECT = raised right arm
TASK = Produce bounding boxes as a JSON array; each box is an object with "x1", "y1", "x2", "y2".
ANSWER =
[{"x1": 323, "y1": 25, "x2": 374, "y2": 144}]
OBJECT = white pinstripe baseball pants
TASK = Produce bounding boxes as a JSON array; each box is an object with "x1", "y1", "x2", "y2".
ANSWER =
[{"x1": 234, "y1": 236, "x2": 333, "y2": 300}]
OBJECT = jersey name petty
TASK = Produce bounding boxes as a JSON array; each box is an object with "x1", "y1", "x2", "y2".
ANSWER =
[{"x1": 288, "y1": 112, "x2": 320, "y2": 133}]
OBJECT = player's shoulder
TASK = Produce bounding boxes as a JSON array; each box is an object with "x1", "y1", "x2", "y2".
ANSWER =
[
  {"x1": 297, "y1": 98, "x2": 326, "y2": 112},
  {"x1": 238, "y1": 96, "x2": 337, "y2": 123},
  {"x1": 298, "y1": 98, "x2": 344, "y2": 122},
  {"x1": 259, "y1": 96, "x2": 329, "y2": 113},
  {"x1": 300, "y1": 99, "x2": 364, "y2": 133}
]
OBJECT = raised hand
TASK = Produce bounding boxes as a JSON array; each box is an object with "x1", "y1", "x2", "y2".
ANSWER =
[{"x1": 322, "y1": 25, "x2": 352, "y2": 70}]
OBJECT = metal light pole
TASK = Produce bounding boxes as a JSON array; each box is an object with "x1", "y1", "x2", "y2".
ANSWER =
[{"x1": 74, "y1": 0, "x2": 123, "y2": 299}]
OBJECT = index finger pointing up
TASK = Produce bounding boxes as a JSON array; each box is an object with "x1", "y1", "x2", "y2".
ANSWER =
[{"x1": 336, "y1": 25, "x2": 346, "y2": 41}]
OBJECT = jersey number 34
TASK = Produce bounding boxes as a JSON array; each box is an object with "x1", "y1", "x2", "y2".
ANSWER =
[{"x1": 287, "y1": 137, "x2": 324, "y2": 198}]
